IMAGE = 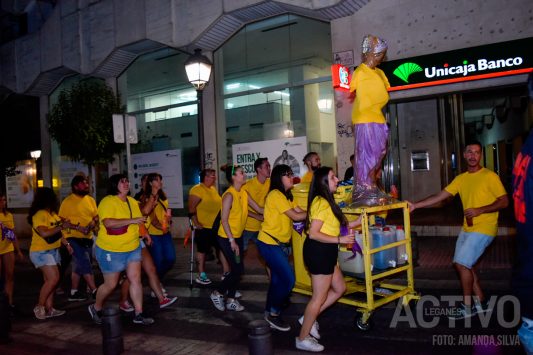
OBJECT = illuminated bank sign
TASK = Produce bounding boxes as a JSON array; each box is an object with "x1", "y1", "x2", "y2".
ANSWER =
[{"x1": 379, "y1": 37, "x2": 533, "y2": 91}]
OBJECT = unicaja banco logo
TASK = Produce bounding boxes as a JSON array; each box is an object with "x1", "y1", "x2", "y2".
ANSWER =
[{"x1": 393, "y1": 62, "x2": 423, "y2": 83}]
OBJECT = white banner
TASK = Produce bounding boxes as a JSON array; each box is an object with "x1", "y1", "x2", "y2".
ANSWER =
[
  {"x1": 131, "y1": 149, "x2": 184, "y2": 208},
  {"x1": 5, "y1": 160, "x2": 35, "y2": 208},
  {"x1": 59, "y1": 160, "x2": 90, "y2": 201},
  {"x1": 232, "y1": 136, "x2": 308, "y2": 179}
]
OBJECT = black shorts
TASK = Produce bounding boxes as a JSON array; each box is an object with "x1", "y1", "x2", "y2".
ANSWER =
[
  {"x1": 303, "y1": 237, "x2": 338, "y2": 275},
  {"x1": 195, "y1": 228, "x2": 220, "y2": 254}
]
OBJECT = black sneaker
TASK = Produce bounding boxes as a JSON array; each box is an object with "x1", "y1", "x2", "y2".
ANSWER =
[
  {"x1": 448, "y1": 303, "x2": 477, "y2": 320},
  {"x1": 133, "y1": 313, "x2": 155, "y2": 325},
  {"x1": 88, "y1": 304, "x2": 102, "y2": 325},
  {"x1": 264, "y1": 314, "x2": 291, "y2": 331},
  {"x1": 69, "y1": 291, "x2": 88, "y2": 302}
]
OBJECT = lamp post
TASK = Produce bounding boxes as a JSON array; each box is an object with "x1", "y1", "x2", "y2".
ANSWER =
[
  {"x1": 30, "y1": 150, "x2": 41, "y2": 188},
  {"x1": 184, "y1": 48, "x2": 212, "y2": 168}
]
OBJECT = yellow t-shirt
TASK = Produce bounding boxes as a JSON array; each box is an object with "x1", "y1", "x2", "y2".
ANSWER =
[
  {"x1": 148, "y1": 199, "x2": 169, "y2": 235},
  {"x1": 301, "y1": 171, "x2": 313, "y2": 183},
  {"x1": 444, "y1": 168, "x2": 507, "y2": 236},
  {"x1": 59, "y1": 194, "x2": 98, "y2": 239},
  {"x1": 309, "y1": 196, "x2": 340, "y2": 237},
  {"x1": 189, "y1": 183, "x2": 222, "y2": 229},
  {"x1": 258, "y1": 190, "x2": 298, "y2": 245},
  {"x1": 0, "y1": 212, "x2": 15, "y2": 255},
  {"x1": 218, "y1": 187, "x2": 248, "y2": 239},
  {"x1": 30, "y1": 210, "x2": 62, "y2": 252},
  {"x1": 350, "y1": 63, "x2": 390, "y2": 125},
  {"x1": 96, "y1": 195, "x2": 142, "y2": 252},
  {"x1": 243, "y1": 177, "x2": 270, "y2": 232}
]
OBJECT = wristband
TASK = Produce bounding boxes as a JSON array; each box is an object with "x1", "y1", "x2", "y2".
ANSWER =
[{"x1": 228, "y1": 237, "x2": 235, "y2": 242}]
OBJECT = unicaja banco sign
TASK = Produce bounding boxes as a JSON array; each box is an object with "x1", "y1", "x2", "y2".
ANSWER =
[{"x1": 380, "y1": 38, "x2": 533, "y2": 91}]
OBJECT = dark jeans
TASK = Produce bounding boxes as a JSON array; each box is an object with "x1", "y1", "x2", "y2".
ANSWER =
[
  {"x1": 148, "y1": 232, "x2": 176, "y2": 280},
  {"x1": 256, "y1": 239, "x2": 294, "y2": 315},
  {"x1": 216, "y1": 236, "x2": 243, "y2": 298}
]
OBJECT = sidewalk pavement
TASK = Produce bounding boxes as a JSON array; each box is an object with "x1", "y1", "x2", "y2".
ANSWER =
[{"x1": 0, "y1": 233, "x2": 521, "y2": 355}]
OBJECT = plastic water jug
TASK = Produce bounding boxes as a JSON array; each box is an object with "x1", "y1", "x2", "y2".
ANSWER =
[
  {"x1": 338, "y1": 231, "x2": 364, "y2": 276},
  {"x1": 382, "y1": 227, "x2": 397, "y2": 268},
  {"x1": 396, "y1": 225, "x2": 408, "y2": 265},
  {"x1": 371, "y1": 227, "x2": 395, "y2": 270}
]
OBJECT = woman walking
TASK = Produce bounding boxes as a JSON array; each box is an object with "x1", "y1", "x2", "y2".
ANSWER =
[
  {"x1": 256, "y1": 164, "x2": 307, "y2": 331},
  {"x1": 296, "y1": 167, "x2": 361, "y2": 352},
  {"x1": 210, "y1": 165, "x2": 263, "y2": 312},
  {"x1": 188, "y1": 169, "x2": 230, "y2": 285},
  {"x1": 88, "y1": 174, "x2": 154, "y2": 325},
  {"x1": 0, "y1": 192, "x2": 24, "y2": 312},
  {"x1": 28, "y1": 187, "x2": 72, "y2": 319}
]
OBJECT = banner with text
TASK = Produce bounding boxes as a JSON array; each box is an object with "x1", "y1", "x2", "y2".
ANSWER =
[
  {"x1": 131, "y1": 149, "x2": 184, "y2": 209},
  {"x1": 232, "y1": 136, "x2": 308, "y2": 179},
  {"x1": 5, "y1": 160, "x2": 35, "y2": 208}
]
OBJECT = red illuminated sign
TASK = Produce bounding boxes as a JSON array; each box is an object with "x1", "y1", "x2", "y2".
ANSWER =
[{"x1": 331, "y1": 64, "x2": 350, "y2": 91}]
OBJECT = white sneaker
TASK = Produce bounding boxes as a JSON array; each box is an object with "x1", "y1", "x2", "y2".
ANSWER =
[
  {"x1": 226, "y1": 290, "x2": 242, "y2": 298},
  {"x1": 295, "y1": 336, "x2": 324, "y2": 352},
  {"x1": 210, "y1": 291, "x2": 225, "y2": 311},
  {"x1": 226, "y1": 298, "x2": 244, "y2": 312},
  {"x1": 299, "y1": 315, "x2": 320, "y2": 339}
]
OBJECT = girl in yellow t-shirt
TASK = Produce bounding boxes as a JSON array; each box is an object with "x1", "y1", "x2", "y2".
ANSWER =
[
  {"x1": 0, "y1": 192, "x2": 24, "y2": 309},
  {"x1": 296, "y1": 167, "x2": 361, "y2": 352},
  {"x1": 210, "y1": 165, "x2": 263, "y2": 312},
  {"x1": 28, "y1": 187, "x2": 74, "y2": 320},
  {"x1": 256, "y1": 164, "x2": 307, "y2": 332}
]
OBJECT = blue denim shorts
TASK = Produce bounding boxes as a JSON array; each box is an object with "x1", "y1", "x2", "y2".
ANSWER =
[
  {"x1": 69, "y1": 238, "x2": 94, "y2": 275},
  {"x1": 242, "y1": 230, "x2": 259, "y2": 251},
  {"x1": 30, "y1": 248, "x2": 61, "y2": 268},
  {"x1": 95, "y1": 245, "x2": 141, "y2": 274},
  {"x1": 453, "y1": 230, "x2": 494, "y2": 269}
]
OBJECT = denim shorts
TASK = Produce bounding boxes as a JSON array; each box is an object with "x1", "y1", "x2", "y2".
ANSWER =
[
  {"x1": 453, "y1": 230, "x2": 494, "y2": 269},
  {"x1": 69, "y1": 238, "x2": 94, "y2": 275},
  {"x1": 95, "y1": 245, "x2": 142, "y2": 274},
  {"x1": 30, "y1": 248, "x2": 61, "y2": 268},
  {"x1": 242, "y1": 230, "x2": 259, "y2": 251}
]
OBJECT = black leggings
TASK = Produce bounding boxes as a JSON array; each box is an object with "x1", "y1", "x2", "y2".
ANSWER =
[{"x1": 216, "y1": 236, "x2": 243, "y2": 298}]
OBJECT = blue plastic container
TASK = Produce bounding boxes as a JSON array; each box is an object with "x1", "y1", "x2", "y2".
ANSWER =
[{"x1": 371, "y1": 227, "x2": 396, "y2": 270}]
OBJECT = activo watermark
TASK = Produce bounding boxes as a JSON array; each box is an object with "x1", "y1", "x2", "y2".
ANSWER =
[{"x1": 390, "y1": 295, "x2": 520, "y2": 329}]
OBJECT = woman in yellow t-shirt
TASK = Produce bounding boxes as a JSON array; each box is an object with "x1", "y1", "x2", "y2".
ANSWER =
[
  {"x1": 28, "y1": 188, "x2": 74, "y2": 320},
  {"x1": 296, "y1": 167, "x2": 361, "y2": 352},
  {"x1": 188, "y1": 169, "x2": 230, "y2": 285},
  {"x1": 210, "y1": 165, "x2": 263, "y2": 312},
  {"x1": 90, "y1": 174, "x2": 154, "y2": 325},
  {"x1": 0, "y1": 192, "x2": 24, "y2": 310},
  {"x1": 256, "y1": 164, "x2": 307, "y2": 332}
]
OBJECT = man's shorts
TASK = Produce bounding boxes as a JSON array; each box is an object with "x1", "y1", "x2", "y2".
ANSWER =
[
  {"x1": 69, "y1": 238, "x2": 94, "y2": 275},
  {"x1": 95, "y1": 245, "x2": 141, "y2": 274},
  {"x1": 30, "y1": 248, "x2": 61, "y2": 268},
  {"x1": 453, "y1": 230, "x2": 494, "y2": 269},
  {"x1": 242, "y1": 230, "x2": 259, "y2": 251},
  {"x1": 195, "y1": 228, "x2": 220, "y2": 254}
]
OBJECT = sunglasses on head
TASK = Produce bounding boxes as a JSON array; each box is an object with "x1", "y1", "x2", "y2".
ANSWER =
[{"x1": 282, "y1": 171, "x2": 294, "y2": 177}]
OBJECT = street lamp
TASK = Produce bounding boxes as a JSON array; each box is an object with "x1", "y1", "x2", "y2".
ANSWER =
[
  {"x1": 30, "y1": 150, "x2": 41, "y2": 159},
  {"x1": 184, "y1": 48, "x2": 212, "y2": 168}
]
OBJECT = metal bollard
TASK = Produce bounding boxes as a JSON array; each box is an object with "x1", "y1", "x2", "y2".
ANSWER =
[
  {"x1": 101, "y1": 307, "x2": 124, "y2": 355},
  {"x1": 248, "y1": 320, "x2": 273, "y2": 355},
  {"x1": 0, "y1": 292, "x2": 11, "y2": 344}
]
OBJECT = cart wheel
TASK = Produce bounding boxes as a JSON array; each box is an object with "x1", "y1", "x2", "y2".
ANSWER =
[{"x1": 355, "y1": 313, "x2": 373, "y2": 331}]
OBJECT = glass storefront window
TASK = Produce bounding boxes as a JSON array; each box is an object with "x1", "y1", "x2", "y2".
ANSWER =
[{"x1": 216, "y1": 14, "x2": 335, "y2": 170}]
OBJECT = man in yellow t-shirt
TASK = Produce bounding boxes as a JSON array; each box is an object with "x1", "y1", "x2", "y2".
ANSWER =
[
  {"x1": 242, "y1": 158, "x2": 271, "y2": 254},
  {"x1": 59, "y1": 176, "x2": 99, "y2": 301},
  {"x1": 349, "y1": 34, "x2": 393, "y2": 205},
  {"x1": 301, "y1": 152, "x2": 321, "y2": 183},
  {"x1": 409, "y1": 141, "x2": 508, "y2": 319}
]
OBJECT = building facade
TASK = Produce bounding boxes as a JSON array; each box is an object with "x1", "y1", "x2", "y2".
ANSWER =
[{"x1": 1, "y1": 0, "x2": 532, "y2": 229}]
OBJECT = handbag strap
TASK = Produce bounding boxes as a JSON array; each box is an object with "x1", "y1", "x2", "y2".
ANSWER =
[
  {"x1": 125, "y1": 198, "x2": 132, "y2": 218},
  {"x1": 263, "y1": 231, "x2": 290, "y2": 247}
]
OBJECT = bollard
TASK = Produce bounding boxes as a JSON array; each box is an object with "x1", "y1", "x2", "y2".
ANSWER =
[
  {"x1": 101, "y1": 307, "x2": 124, "y2": 355},
  {"x1": 248, "y1": 319, "x2": 273, "y2": 355},
  {"x1": 0, "y1": 292, "x2": 11, "y2": 344}
]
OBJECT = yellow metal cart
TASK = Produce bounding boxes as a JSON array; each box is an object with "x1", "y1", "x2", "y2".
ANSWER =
[{"x1": 291, "y1": 192, "x2": 420, "y2": 330}]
